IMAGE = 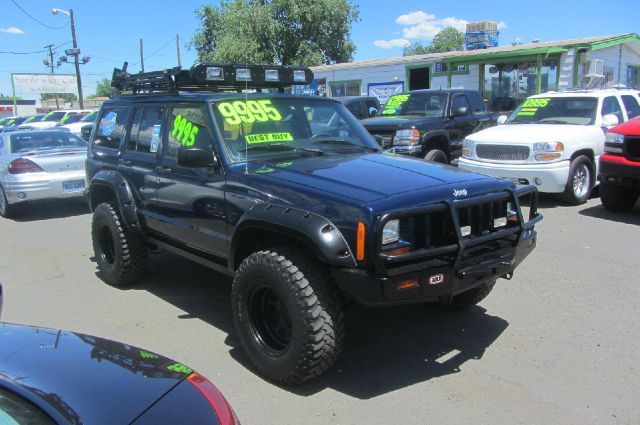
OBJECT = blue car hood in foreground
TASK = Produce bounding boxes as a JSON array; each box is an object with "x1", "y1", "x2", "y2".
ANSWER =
[{"x1": 0, "y1": 323, "x2": 192, "y2": 425}]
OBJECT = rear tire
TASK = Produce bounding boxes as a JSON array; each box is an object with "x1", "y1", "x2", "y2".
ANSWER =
[
  {"x1": 558, "y1": 156, "x2": 593, "y2": 205},
  {"x1": 0, "y1": 186, "x2": 15, "y2": 219},
  {"x1": 232, "y1": 248, "x2": 344, "y2": 385},
  {"x1": 438, "y1": 280, "x2": 496, "y2": 311},
  {"x1": 600, "y1": 183, "x2": 639, "y2": 212},
  {"x1": 424, "y1": 149, "x2": 448, "y2": 164},
  {"x1": 91, "y1": 202, "x2": 147, "y2": 286}
]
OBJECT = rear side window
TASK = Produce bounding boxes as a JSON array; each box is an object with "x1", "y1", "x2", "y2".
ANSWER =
[
  {"x1": 346, "y1": 101, "x2": 365, "y2": 119},
  {"x1": 601, "y1": 96, "x2": 624, "y2": 123},
  {"x1": 94, "y1": 107, "x2": 131, "y2": 150},
  {"x1": 621, "y1": 95, "x2": 640, "y2": 119},
  {"x1": 127, "y1": 106, "x2": 164, "y2": 154}
]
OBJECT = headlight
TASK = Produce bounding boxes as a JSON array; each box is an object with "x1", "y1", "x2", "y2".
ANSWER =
[
  {"x1": 462, "y1": 138, "x2": 475, "y2": 158},
  {"x1": 382, "y1": 219, "x2": 400, "y2": 245},
  {"x1": 533, "y1": 141, "x2": 564, "y2": 162},
  {"x1": 393, "y1": 128, "x2": 420, "y2": 146},
  {"x1": 604, "y1": 132, "x2": 624, "y2": 154}
]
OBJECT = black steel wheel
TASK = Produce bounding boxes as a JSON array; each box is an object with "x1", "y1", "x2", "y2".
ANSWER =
[
  {"x1": 232, "y1": 248, "x2": 344, "y2": 385},
  {"x1": 438, "y1": 279, "x2": 496, "y2": 311},
  {"x1": 91, "y1": 202, "x2": 147, "y2": 286}
]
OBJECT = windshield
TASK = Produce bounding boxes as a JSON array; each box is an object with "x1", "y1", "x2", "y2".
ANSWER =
[
  {"x1": 211, "y1": 97, "x2": 379, "y2": 162},
  {"x1": 42, "y1": 111, "x2": 66, "y2": 122},
  {"x1": 10, "y1": 132, "x2": 88, "y2": 153},
  {"x1": 59, "y1": 114, "x2": 84, "y2": 125},
  {"x1": 23, "y1": 115, "x2": 44, "y2": 123},
  {"x1": 507, "y1": 97, "x2": 598, "y2": 125},
  {"x1": 81, "y1": 111, "x2": 98, "y2": 122},
  {"x1": 381, "y1": 92, "x2": 448, "y2": 117}
]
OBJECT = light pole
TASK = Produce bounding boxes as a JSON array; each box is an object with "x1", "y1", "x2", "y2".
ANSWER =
[{"x1": 52, "y1": 8, "x2": 84, "y2": 109}]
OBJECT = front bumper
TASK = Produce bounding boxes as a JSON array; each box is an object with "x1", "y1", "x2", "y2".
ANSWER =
[
  {"x1": 458, "y1": 157, "x2": 569, "y2": 193},
  {"x1": 387, "y1": 144, "x2": 423, "y2": 157},
  {"x1": 600, "y1": 154, "x2": 640, "y2": 188},
  {"x1": 332, "y1": 185, "x2": 542, "y2": 306},
  {"x1": 2, "y1": 170, "x2": 86, "y2": 205}
]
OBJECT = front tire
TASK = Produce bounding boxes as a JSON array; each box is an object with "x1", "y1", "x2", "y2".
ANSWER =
[
  {"x1": 559, "y1": 156, "x2": 593, "y2": 205},
  {"x1": 424, "y1": 149, "x2": 449, "y2": 164},
  {"x1": 600, "y1": 183, "x2": 639, "y2": 212},
  {"x1": 232, "y1": 248, "x2": 344, "y2": 385},
  {"x1": 439, "y1": 280, "x2": 496, "y2": 311},
  {"x1": 91, "y1": 202, "x2": 147, "y2": 286}
]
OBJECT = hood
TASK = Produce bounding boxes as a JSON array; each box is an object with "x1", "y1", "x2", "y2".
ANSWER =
[
  {"x1": 0, "y1": 322, "x2": 192, "y2": 425},
  {"x1": 468, "y1": 123, "x2": 601, "y2": 143},
  {"x1": 229, "y1": 152, "x2": 494, "y2": 208},
  {"x1": 361, "y1": 115, "x2": 444, "y2": 132}
]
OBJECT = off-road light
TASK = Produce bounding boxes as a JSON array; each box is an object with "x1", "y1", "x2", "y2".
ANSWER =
[
  {"x1": 494, "y1": 217, "x2": 507, "y2": 228},
  {"x1": 460, "y1": 225, "x2": 471, "y2": 237},
  {"x1": 264, "y1": 69, "x2": 280, "y2": 82},
  {"x1": 206, "y1": 66, "x2": 224, "y2": 81},
  {"x1": 235, "y1": 68, "x2": 252, "y2": 81},
  {"x1": 293, "y1": 69, "x2": 307, "y2": 82}
]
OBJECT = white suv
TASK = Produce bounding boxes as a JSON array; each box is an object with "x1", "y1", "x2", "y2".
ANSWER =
[{"x1": 458, "y1": 89, "x2": 640, "y2": 204}]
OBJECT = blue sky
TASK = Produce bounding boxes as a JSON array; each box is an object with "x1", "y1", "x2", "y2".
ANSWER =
[{"x1": 1, "y1": 0, "x2": 638, "y2": 102}]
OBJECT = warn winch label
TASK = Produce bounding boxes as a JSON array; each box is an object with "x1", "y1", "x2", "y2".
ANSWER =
[{"x1": 429, "y1": 274, "x2": 444, "y2": 285}]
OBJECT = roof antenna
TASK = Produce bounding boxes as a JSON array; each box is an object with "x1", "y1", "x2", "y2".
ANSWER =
[{"x1": 244, "y1": 55, "x2": 250, "y2": 175}]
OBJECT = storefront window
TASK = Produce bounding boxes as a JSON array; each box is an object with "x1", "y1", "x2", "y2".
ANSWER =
[
  {"x1": 482, "y1": 60, "x2": 557, "y2": 113},
  {"x1": 330, "y1": 81, "x2": 360, "y2": 97}
]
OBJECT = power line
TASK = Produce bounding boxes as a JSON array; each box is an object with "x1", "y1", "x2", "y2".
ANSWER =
[
  {"x1": 144, "y1": 37, "x2": 175, "y2": 60},
  {"x1": 0, "y1": 41, "x2": 72, "y2": 55},
  {"x1": 9, "y1": 0, "x2": 68, "y2": 30}
]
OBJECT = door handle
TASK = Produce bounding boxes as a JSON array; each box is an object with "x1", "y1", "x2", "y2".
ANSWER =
[
  {"x1": 155, "y1": 165, "x2": 172, "y2": 173},
  {"x1": 119, "y1": 159, "x2": 133, "y2": 166}
]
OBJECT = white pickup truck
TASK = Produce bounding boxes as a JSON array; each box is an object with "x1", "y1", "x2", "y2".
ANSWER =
[{"x1": 458, "y1": 89, "x2": 640, "y2": 204}]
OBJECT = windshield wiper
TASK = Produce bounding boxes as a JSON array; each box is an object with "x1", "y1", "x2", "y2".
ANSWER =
[
  {"x1": 538, "y1": 119, "x2": 580, "y2": 125},
  {"x1": 311, "y1": 139, "x2": 378, "y2": 151},
  {"x1": 245, "y1": 143, "x2": 323, "y2": 155}
]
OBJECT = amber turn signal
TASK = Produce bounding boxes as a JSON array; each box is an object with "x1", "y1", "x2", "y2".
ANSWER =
[
  {"x1": 356, "y1": 222, "x2": 365, "y2": 261},
  {"x1": 396, "y1": 279, "x2": 419, "y2": 290}
]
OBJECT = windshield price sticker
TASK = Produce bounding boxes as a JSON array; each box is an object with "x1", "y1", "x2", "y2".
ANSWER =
[
  {"x1": 218, "y1": 100, "x2": 282, "y2": 125},
  {"x1": 171, "y1": 114, "x2": 199, "y2": 146},
  {"x1": 517, "y1": 98, "x2": 550, "y2": 116},
  {"x1": 245, "y1": 132, "x2": 293, "y2": 144},
  {"x1": 382, "y1": 94, "x2": 410, "y2": 115}
]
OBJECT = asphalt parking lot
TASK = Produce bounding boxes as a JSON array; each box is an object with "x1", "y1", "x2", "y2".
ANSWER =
[{"x1": 1, "y1": 194, "x2": 639, "y2": 425}]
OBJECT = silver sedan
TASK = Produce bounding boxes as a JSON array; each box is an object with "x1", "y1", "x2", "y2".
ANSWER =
[{"x1": 0, "y1": 130, "x2": 88, "y2": 218}]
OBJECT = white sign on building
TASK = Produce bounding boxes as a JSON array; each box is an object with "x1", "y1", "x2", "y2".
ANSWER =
[{"x1": 12, "y1": 73, "x2": 78, "y2": 94}]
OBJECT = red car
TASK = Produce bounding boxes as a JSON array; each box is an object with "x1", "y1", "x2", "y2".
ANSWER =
[{"x1": 600, "y1": 117, "x2": 640, "y2": 211}]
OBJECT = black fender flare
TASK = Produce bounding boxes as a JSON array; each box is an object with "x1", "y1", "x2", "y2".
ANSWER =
[
  {"x1": 230, "y1": 202, "x2": 356, "y2": 272},
  {"x1": 88, "y1": 170, "x2": 141, "y2": 231},
  {"x1": 421, "y1": 129, "x2": 450, "y2": 147}
]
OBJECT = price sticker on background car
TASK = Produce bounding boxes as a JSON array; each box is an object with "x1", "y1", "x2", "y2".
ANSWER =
[
  {"x1": 517, "y1": 98, "x2": 551, "y2": 116},
  {"x1": 217, "y1": 100, "x2": 282, "y2": 125},
  {"x1": 382, "y1": 94, "x2": 409, "y2": 115}
]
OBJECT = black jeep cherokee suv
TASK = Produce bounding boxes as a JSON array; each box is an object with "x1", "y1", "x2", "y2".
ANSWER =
[{"x1": 86, "y1": 63, "x2": 541, "y2": 385}]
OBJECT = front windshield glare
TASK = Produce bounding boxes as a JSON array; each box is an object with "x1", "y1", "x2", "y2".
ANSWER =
[
  {"x1": 211, "y1": 97, "x2": 379, "y2": 162},
  {"x1": 508, "y1": 97, "x2": 598, "y2": 125},
  {"x1": 382, "y1": 92, "x2": 447, "y2": 117}
]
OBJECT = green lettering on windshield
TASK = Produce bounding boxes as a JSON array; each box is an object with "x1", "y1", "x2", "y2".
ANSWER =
[
  {"x1": 383, "y1": 94, "x2": 410, "y2": 115},
  {"x1": 245, "y1": 132, "x2": 293, "y2": 144},
  {"x1": 218, "y1": 100, "x2": 282, "y2": 126},
  {"x1": 517, "y1": 98, "x2": 550, "y2": 116}
]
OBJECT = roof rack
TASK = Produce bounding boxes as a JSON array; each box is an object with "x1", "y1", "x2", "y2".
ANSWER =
[{"x1": 111, "y1": 62, "x2": 314, "y2": 94}]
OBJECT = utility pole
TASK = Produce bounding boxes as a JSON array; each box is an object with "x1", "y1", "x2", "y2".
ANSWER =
[
  {"x1": 44, "y1": 44, "x2": 60, "y2": 109},
  {"x1": 69, "y1": 9, "x2": 83, "y2": 109},
  {"x1": 176, "y1": 34, "x2": 181, "y2": 67},
  {"x1": 139, "y1": 39, "x2": 145, "y2": 72}
]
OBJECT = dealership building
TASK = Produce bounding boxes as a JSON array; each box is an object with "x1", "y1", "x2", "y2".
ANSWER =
[{"x1": 311, "y1": 33, "x2": 640, "y2": 112}]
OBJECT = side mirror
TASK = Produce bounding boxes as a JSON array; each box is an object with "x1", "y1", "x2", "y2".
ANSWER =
[
  {"x1": 177, "y1": 147, "x2": 218, "y2": 168},
  {"x1": 602, "y1": 114, "x2": 619, "y2": 128},
  {"x1": 453, "y1": 106, "x2": 469, "y2": 117},
  {"x1": 496, "y1": 115, "x2": 508, "y2": 125},
  {"x1": 372, "y1": 134, "x2": 384, "y2": 146}
]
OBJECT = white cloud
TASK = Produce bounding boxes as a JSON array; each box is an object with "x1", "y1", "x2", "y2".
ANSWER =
[
  {"x1": 497, "y1": 21, "x2": 507, "y2": 30},
  {"x1": 396, "y1": 11, "x2": 435, "y2": 26},
  {"x1": 373, "y1": 39, "x2": 411, "y2": 49},
  {"x1": 396, "y1": 11, "x2": 469, "y2": 40},
  {"x1": 0, "y1": 27, "x2": 24, "y2": 34}
]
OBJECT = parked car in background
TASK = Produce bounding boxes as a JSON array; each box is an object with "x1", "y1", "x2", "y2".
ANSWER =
[
  {"x1": 18, "y1": 110, "x2": 90, "y2": 130},
  {"x1": 458, "y1": 89, "x2": 640, "y2": 205},
  {"x1": 80, "y1": 122, "x2": 94, "y2": 141},
  {"x1": 361, "y1": 89, "x2": 493, "y2": 163},
  {"x1": 335, "y1": 96, "x2": 381, "y2": 120},
  {"x1": 0, "y1": 116, "x2": 29, "y2": 133},
  {"x1": 0, "y1": 130, "x2": 88, "y2": 218},
  {"x1": 599, "y1": 116, "x2": 640, "y2": 211},
  {"x1": 60, "y1": 110, "x2": 98, "y2": 136}
]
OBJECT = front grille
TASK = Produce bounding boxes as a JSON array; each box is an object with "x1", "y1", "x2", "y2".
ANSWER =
[
  {"x1": 476, "y1": 144, "x2": 530, "y2": 161},
  {"x1": 626, "y1": 136, "x2": 640, "y2": 161}
]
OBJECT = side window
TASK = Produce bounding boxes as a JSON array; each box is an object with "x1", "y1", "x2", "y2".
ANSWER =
[
  {"x1": 467, "y1": 92, "x2": 487, "y2": 113},
  {"x1": 127, "y1": 106, "x2": 164, "y2": 154},
  {"x1": 452, "y1": 95, "x2": 471, "y2": 114},
  {"x1": 94, "y1": 107, "x2": 131, "y2": 149},
  {"x1": 365, "y1": 99, "x2": 379, "y2": 117},
  {"x1": 621, "y1": 95, "x2": 640, "y2": 119},
  {"x1": 346, "y1": 101, "x2": 365, "y2": 119},
  {"x1": 165, "y1": 105, "x2": 211, "y2": 160},
  {"x1": 601, "y1": 96, "x2": 624, "y2": 123}
]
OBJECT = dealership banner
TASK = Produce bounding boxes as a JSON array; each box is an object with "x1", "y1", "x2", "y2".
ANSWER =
[
  {"x1": 368, "y1": 82, "x2": 404, "y2": 105},
  {"x1": 12, "y1": 73, "x2": 77, "y2": 94}
]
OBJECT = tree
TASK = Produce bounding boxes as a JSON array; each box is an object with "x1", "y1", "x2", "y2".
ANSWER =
[
  {"x1": 0, "y1": 94, "x2": 22, "y2": 100},
  {"x1": 40, "y1": 93, "x2": 77, "y2": 102},
  {"x1": 88, "y1": 78, "x2": 116, "y2": 98},
  {"x1": 403, "y1": 27, "x2": 465, "y2": 56},
  {"x1": 189, "y1": 0, "x2": 360, "y2": 66}
]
